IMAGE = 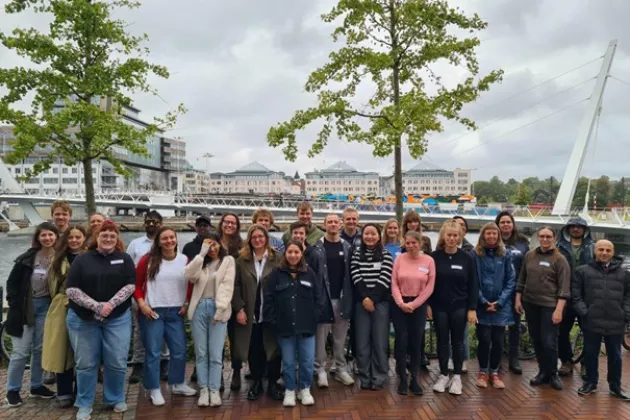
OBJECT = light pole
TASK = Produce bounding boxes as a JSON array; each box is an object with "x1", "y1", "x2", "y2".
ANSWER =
[{"x1": 202, "y1": 153, "x2": 214, "y2": 174}]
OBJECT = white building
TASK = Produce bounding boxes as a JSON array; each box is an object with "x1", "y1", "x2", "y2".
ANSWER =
[
  {"x1": 208, "y1": 162, "x2": 294, "y2": 194},
  {"x1": 305, "y1": 161, "x2": 380, "y2": 196},
  {"x1": 380, "y1": 160, "x2": 472, "y2": 196}
]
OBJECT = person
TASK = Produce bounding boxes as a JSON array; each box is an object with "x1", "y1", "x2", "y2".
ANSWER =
[
  {"x1": 495, "y1": 210, "x2": 530, "y2": 375},
  {"x1": 42, "y1": 225, "x2": 87, "y2": 408},
  {"x1": 135, "y1": 227, "x2": 197, "y2": 406},
  {"x1": 281, "y1": 201, "x2": 324, "y2": 246},
  {"x1": 312, "y1": 214, "x2": 355, "y2": 388},
  {"x1": 430, "y1": 221, "x2": 478, "y2": 396},
  {"x1": 341, "y1": 207, "x2": 361, "y2": 249},
  {"x1": 252, "y1": 208, "x2": 284, "y2": 252},
  {"x1": 472, "y1": 222, "x2": 515, "y2": 389},
  {"x1": 351, "y1": 223, "x2": 394, "y2": 391},
  {"x1": 66, "y1": 220, "x2": 135, "y2": 420},
  {"x1": 126, "y1": 210, "x2": 169, "y2": 384},
  {"x1": 4, "y1": 222, "x2": 59, "y2": 407},
  {"x1": 290, "y1": 221, "x2": 323, "y2": 275},
  {"x1": 515, "y1": 226, "x2": 570, "y2": 391},
  {"x1": 218, "y1": 213, "x2": 243, "y2": 258},
  {"x1": 453, "y1": 216, "x2": 474, "y2": 253},
  {"x1": 391, "y1": 230, "x2": 435, "y2": 396},
  {"x1": 263, "y1": 240, "x2": 324, "y2": 407},
  {"x1": 87, "y1": 213, "x2": 106, "y2": 236},
  {"x1": 51, "y1": 200, "x2": 71, "y2": 234},
  {"x1": 185, "y1": 232, "x2": 236, "y2": 408},
  {"x1": 232, "y1": 225, "x2": 284, "y2": 401},
  {"x1": 402, "y1": 209, "x2": 432, "y2": 254},
  {"x1": 573, "y1": 239, "x2": 630, "y2": 400},
  {"x1": 382, "y1": 218, "x2": 403, "y2": 259},
  {"x1": 556, "y1": 217, "x2": 594, "y2": 377},
  {"x1": 450, "y1": 215, "x2": 473, "y2": 372}
]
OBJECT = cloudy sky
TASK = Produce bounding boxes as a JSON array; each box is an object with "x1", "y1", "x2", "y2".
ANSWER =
[{"x1": 1, "y1": 0, "x2": 629, "y2": 182}]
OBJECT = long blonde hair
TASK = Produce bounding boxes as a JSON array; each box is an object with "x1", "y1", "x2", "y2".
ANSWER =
[
  {"x1": 475, "y1": 222, "x2": 505, "y2": 256},
  {"x1": 382, "y1": 218, "x2": 402, "y2": 245},
  {"x1": 240, "y1": 224, "x2": 275, "y2": 260},
  {"x1": 436, "y1": 220, "x2": 462, "y2": 250}
]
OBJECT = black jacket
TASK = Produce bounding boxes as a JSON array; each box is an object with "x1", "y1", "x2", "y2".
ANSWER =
[
  {"x1": 183, "y1": 235, "x2": 212, "y2": 266},
  {"x1": 572, "y1": 256, "x2": 630, "y2": 336},
  {"x1": 312, "y1": 237, "x2": 354, "y2": 322},
  {"x1": 263, "y1": 266, "x2": 323, "y2": 338},
  {"x1": 5, "y1": 248, "x2": 38, "y2": 337}
]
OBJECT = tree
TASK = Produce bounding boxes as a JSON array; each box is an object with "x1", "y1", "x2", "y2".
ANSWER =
[
  {"x1": 572, "y1": 176, "x2": 590, "y2": 208},
  {"x1": 266, "y1": 0, "x2": 502, "y2": 220},
  {"x1": 612, "y1": 177, "x2": 626, "y2": 206},
  {"x1": 594, "y1": 175, "x2": 611, "y2": 208},
  {"x1": 0, "y1": 0, "x2": 184, "y2": 214},
  {"x1": 512, "y1": 184, "x2": 531, "y2": 206}
]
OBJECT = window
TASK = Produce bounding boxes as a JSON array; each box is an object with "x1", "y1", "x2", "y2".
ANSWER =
[
  {"x1": 53, "y1": 168, "x2": 58, "y2": 174},
  {"x1": 62, "y1": 168, "x2": 68, "y2": 174},
  {"x1": 72, "y1": 168, "x2": 77, "y2": 174}
]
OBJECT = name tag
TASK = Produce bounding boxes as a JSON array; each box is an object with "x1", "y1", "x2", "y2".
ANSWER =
[
  {"x1": 300, "y1": 280, "x2": 312, "y2": 287},
  {"x1": 539, "y1": 261, "x2": 551, "y2": 267},
  {"x1": 451, "y1": 265, "x2": 463, "y2": 270},
  {"x1": 110, "y1": 259, "x2": 124, "y2": 265},
  {"x1": 418, "y1": 266, "x2": 429, "y2": 273},
  {"x1": 33, "y1": 268, "x2": 47, "y2": 275},
  {"x1": 511, "y1": 250, "x2": 521, "y2": 255},
  {"x1": 339, "y1": 251, "x2": 344, "y2": 256},
  {"x1": 373, "y1": 262, "x2": 381, "y2": 269}
]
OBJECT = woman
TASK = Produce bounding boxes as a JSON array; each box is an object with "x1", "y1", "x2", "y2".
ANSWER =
[
  {"x1": 391, "y1": 231, "x2": 435, "y2": 396},
  {"x1": 42, "y1": 225, "x2": 87, "y2": 408},
  {"x1": 263, "y1": 240, "x2": 323, "y2": 407},
  {"x1": 218, "y1": 213, "x2": 243, "y2": 258},
  {"x1": 402, "y1": 210, "x2": 432, "y2": 253},
  {"x1": 472, "y1": 223, "x2": 515, "y2": 390},
  {"x1": 135, "y1": 227, "x2": 197, "y2": 406},
  {"x1": 232, "y1": 225, "x2": 283, "y2": 401},
  {"x1": 430, "y1": 221, "x2": 478, "y2": 395},
  {"x1": 65, "y1": 220, "x2": 135, "y2": 420},
  {"x1": 452, "y1": 216, "x2": 474, "y2": 253},
  {"x1": 5, "y1": 222, "x2": 59, "y2": 407},
  {"x1": 515, "y1": 226, "x2": 570, "y2": 391},
  {"x1": 350, "y1": 223, "x2": 394, "y2": 390},
  {"x1": 495, "y1": 210, "x2": 530, "y2": 375},
  {"x1": 382, "y1": 218, "x2": 403, "y2": 259},
  {"x1": 185, "y1": 232, "x2": 235, "y2": 408}
]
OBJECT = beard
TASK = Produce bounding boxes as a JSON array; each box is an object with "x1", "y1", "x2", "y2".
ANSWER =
[{"x1": 146, "y1": 226, "x2": 157, "y2": 236}]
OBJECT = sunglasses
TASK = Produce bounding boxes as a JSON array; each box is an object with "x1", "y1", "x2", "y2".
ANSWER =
[{"x1": 145, "y1": 219, "x2": 160, "y2": 225}]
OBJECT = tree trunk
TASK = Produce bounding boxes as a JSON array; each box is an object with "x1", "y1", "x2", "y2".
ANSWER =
[
  {"x1": 83, "y1": 157, "x2": 96, "y2": 215},
  {"x1": 389, "y1": 0, "x2": 404, "y2": 221}
]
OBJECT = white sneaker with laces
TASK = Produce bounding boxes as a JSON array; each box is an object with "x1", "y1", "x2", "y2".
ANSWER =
[
  {"x1": 433, "y1": 374, "x2": 451, "y2": 393},
  {"x1": 149, "y1": 389, "x2": 165, "y2": 406},
  {"x1": 209, "y1": 390, "x2": 222, "y2": 407},
  {"x1": 113, "y1": 402, "x2": 127, "y2": 413},
  {"x1": 197, "y1": 388, "x2": 209, "y2": 407},
  {"x1": 449, "y1": 375, "x2": 463, "y2": 395},
  {"x1": 448, "y1": 359, "x2": 454, "y2": 371},
  {"x1": 283, "y1": 390, "x2": 296, "y2": 407},
  {"x1": 335, "y1": 371, "x2": 355, "y2": 386},
  {"x1": 299, "y1": 388, "x2": 315, "y2": 406},
  {"x1": 172, "y1": 383, "x2": 197, "y2": 396},
  {"x1": 317, "y1": 371, "x2": 329, "y2": 388}
]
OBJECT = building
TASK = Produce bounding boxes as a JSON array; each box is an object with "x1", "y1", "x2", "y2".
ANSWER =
[
  {"x1": 209, "y1": 162, "x2": 294, "y2": 194},
  {"x1": 380, "y1": 160, "x2": 472, "y2": 196},
  {"x1": 181, "y1": 170, "x2": 211, "y2": 194},
  {"x1": 304, "y1": 161, "x2": 380, "y2": 196}
]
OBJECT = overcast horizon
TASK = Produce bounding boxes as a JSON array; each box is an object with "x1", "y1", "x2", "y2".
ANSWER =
[{"x1": 1, "y1": 0, "x2": 629, "y2": 183}]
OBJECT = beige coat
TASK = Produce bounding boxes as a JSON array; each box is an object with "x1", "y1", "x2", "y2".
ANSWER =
[{"x1": 185, "y1": 255, "x2": 235, "y2": 322}]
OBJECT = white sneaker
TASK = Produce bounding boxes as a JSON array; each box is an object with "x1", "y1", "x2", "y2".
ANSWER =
[
  {"x1": 299, "y1": 388, "x2": 315, "y2": 406},
  {"x1": 448, "y1": 359, "x2": 454, "y2": 372},
  {"x1": 197, "y1": 388, "x2": 209, "y2": 407},
  {"x1": 149, "y1": 389, "x2": 165, "y2": 406},
  {"x1": 335, "y1": 371, "x2": 355, "y2": 386},
  {"x1": 317, "y1": 371, "x2": 329, "y2": 388},
  {"x1": 433, "y1": 374, "x2": 451, "y2": 393},
  {"x1": 283, "y1": 390, "x2": 296, "y2": 407},
  {"x1": 209, "y1": 390, "x2": 221, "y2": 407},
  {"x1": 449, "y1": 375, "x2": 462, "y2": 395},
  {"x1": 113, "y1": 402, "x2": 127, "y2": 413},
  {"x1": 172, "y1": 383, "x2": 197, "y2": 396},
  {"x1": 462, "y1": 361, "x2": 468, "y2": 374}
]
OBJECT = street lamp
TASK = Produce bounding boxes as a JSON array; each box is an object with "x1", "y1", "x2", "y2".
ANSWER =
[{"x1": 202, "y1": 153, "x2": 214, "y2": 174}]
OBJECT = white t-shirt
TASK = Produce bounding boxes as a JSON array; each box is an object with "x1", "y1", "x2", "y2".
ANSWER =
[
  {"x1": 127, "y1": 235, "x2": 153, "y2": 266},
  {"x1": 145, "y1": 253, "x2": 188, "y2": 308}
]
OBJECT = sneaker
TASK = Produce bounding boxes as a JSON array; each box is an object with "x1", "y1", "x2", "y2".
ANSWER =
[
  {"x1": 210, "y1": 390, "x2": 222, "y2": 407},
  {"x1": 149, "y1": 389, "x2": 165, "y2": 406},
  {"x1": 558, "y1": 362, "x2": 573, "y2": 377},
  {"x1": 433, "y1": 375, "x2": 450, "y2": 393},
  {"x1": 490, "y1": 374, "x2": 505, "y2": 389},
  {"x1": 449, "y1": 375, "x2": 463, "y2": 395},
  {"x1": 335, "y1": 371, "x2": 355, "y2": 386},
  {"x1": 113, "y1": 402, "x2": 127, "y2": 413},
  {"x1": 76, "y1": 407, "x2": 93, "y2": 420},
  {"x1": 197, "y1": 388, "x2": 209, "y2": 407},
  {"x1": 610, "y1": 387, "x2": 630, "y2": 401},
  {"x1": 448, "y1": 359, "x2": 454, "y2": 372},
  {"x1": 476, "y1": 373, "x2": 489, "y2": 388},
  {"x1": 283, "y1": 390, "x2": 296, "y2": 407},
  {"x1": 30, "y1": 386, "x2": 56, "y2": 399},
  {"x1": 299, "y1": 388, "x2": 315, "y2": 406},
  {"x1": 171, "y1": 383, "x2": 197, "y2": 396},
  {"x1": 462, "y1": 361, "x2": 468, "y2": 374},
  {"x1": 578, "y1": 383, "x2": 597, "y2": 395},
  {"x1": 5, "y1": 391, "x2": 23, "y2": 407},
  {"x1": 317, "y1": 371, "x2": 329, "y2": 388}
]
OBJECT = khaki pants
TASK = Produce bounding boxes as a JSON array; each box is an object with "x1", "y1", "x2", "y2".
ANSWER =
[{"x1": 314, "y1": 299, "x2": 349, "y2": 374}]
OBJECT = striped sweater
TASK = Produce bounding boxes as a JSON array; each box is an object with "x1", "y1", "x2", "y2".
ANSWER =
[{"x1": 350, "y1": 247, "x2": 394, "y2": 303}]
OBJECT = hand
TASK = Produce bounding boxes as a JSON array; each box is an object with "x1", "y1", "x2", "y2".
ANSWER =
[
  {"x1": 200, "y1": 238, "x2": 212, "y2": 256},
  {"x1": 140, "y1": 302, "x2": 157, "y2": 320},
  {"x1": 467, "y1": 310, "x2": 478, "y2": 325},
  {"x1": 362, "y1": 297, "x2": 375, "y2": 312},
  {"x1": 178, "y1": 303, "x2": 188, "y2": 317},
  {"x1": 99, "y1": 303, "x2": 113, "y2": 318},
  {"x1": 236, "y1": 310, "x2": 247, "y2": 326},
  {"x1": 426, "y1": 305, "x2": 433, "y2": 320},
  {"x1": 552, "y1": 308, "x2": 563, "y2": 324},
  {"x1": 486, "y1": 302, "x2": 497, "y2": 312},
  {"x1": 212, "y1": 318, "x2": 219, "y2": 325},
  {"x1": 401, "y1": 303, "x2": 414, "y2": 313},
  {"x1": 515, "y1": 298, "x2": 523, "y2": 315}
]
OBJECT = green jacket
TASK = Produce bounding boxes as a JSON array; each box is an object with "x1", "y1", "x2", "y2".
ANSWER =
[{"x1": 281, "y1": 224, "x2": 325, "y2": 247}]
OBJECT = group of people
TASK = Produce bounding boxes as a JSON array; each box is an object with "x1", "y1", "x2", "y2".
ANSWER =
[{"x1": 4, "y1": 201, "x2": 630, "y2": 420}]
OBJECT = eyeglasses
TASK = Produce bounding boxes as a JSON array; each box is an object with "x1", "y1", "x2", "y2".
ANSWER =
[
  {"x1": 145, "y1": 220, "x2": 160, "y2": 225},
  {"x1": 223, "y1": 221, "x2": 237, "y2": 226}
]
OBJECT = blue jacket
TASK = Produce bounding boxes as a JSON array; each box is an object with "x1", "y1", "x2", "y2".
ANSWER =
[
  {"x1": 472, "y1": 248, "x2": 516, "y2": 327},
  {"x1": 505, "y1": 239, "x2": 529, "y2": 280}
]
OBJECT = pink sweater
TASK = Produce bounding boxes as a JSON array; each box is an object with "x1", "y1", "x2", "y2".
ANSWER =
[{"x1": 391, "y1": 253, "x2": 436, "y2": 310}]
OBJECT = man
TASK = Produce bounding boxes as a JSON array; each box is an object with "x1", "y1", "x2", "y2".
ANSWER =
[
  {"x1": 50, "y1": 200, "x2": 71, "y2": 234},
  {"x1": 341, "y1": 207, "x2": 361, "y2": 249},
  {"x1": 572, "y1": 240, "x2": 630, "y2": 400},
  {"x1": 281, "y1": 201, "x2": 324, "y2": 246},
  {"x1": 182, "y1": 214, "x2": 213, "y2": 259},
  {"x1": 251, "y1": 209, "x2": 284, "y2": 252},
  {"x1": 126, "y1": 211, "x2": 170, "y2": 384},
  {"x1": 290, "y1": 221, "x2": 322, "y2": 274},
  {"x1": 556, "y1": 217, "x2": 594, "y2": 377},
  {"x1": 312, "y1": 214, "x2": 355, "y2": 388}
]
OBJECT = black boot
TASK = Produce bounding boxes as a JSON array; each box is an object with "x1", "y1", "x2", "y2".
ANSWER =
[
  {"x1": 247, "y1": 380, "x2": 264, "y2": 401},
  {"x1": 159, "y1": 359, "x2": 169, "y2": 381},
  {"x1": 409, "y1": 374, "x2": 423, "y2": 396},
  {"x1": 267, "y1": 382, "x2": 284, "y2": 401},
  {"x1": 530, "y1": 371, "x2": 549, "y2": 386},
  {"x1": 549, "y1": 374, "x2": 563, "y2": 390},
  {"x1": 397, "y1": 375, "x2": 408, "y2": 395},
  {"x1": 128, "y1": 364, "x2": 142, "y2": 384},
  {"x1": 230, "y1": 369, "x2": 241, "y2": 391},
  {"x1": 509, "y1": 358, "x2": 522, "y2": 374}
]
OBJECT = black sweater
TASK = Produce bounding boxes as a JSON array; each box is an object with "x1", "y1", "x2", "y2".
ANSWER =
[{"x1": 430, "y1": 248, "x2": 479, "y2": 311}]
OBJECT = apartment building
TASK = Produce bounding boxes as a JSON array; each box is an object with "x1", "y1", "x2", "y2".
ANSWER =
[{"x1": 304, "y1": 161, "x2": 380, "y2": 195}]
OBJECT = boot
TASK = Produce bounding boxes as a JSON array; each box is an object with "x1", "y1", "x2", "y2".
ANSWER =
[
  {"x1": 247, "y1": 380, "x2": 264, "y2": 401},
  {"x1": 267, "y1": 382, "x2": 284, "y2": 401},
  {"x1": 530, "y1": 371, "x2": 549, "y2": 386},
  {"x1": 409, "y1": 375, "x2": 423, "y2": 396},
  {"x1": 230, "y1": 369, "x2": 241, "y2": 391},
  {"x1": 509, "y1": 357, "x2": 522, "y2": 375},
  {"x1": 397, "y1": 371, "x2": 408, "y2": 395},
  {"x1": 508, "y1": 326, "x2": 522, "y2": 374}
]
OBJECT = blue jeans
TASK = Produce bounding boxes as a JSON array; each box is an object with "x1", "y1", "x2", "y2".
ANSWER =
[
  {"x1": 277, "y1": 335, "x2": 315, "y2": 391},
  {"x1": 191, "y1": 298, "x2": 227, "y2": 390},
  {"x1": 67, "y1": 309, "x2": 132, "y2": 408},
  {"x1": 6, "y1": 297, "x2": 51, "y2": 392},
  {"x1": 583, "y1": 330, "x2": 622, "y2": 389},
  {"x1": 139, "y1": 307, "x2": 186, "y2": 390}
]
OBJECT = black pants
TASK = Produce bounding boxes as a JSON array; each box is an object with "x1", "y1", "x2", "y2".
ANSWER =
[
  {"x1": 248, "y1": 323, "x2": 281, "y2": 384},
  {"x1": 508, "y1": 307, "x2": 521, "y2": 359},
  {"x1": 392, "y1": 299, "x2": 426, "y2": 378},
  {"x1": 227, "y1": 317, "x2": 242, "y2": 371},
  {"x1": 558, "y1": 300, "x2": 581, "y2": 363},
  {"x1": 56, "y1": 369, "x2": 75, "y2": 399},
  {"x1": 524, "y1": 302, "x2": 559, "y2": 376},
  {"x1": 476, "y1": 325, "x2": 505, "y2": 373},
  {"x1": 434, "y1": 308, "x2": 467, "y2": 375},
  {"x1": 583, "y1": 330, "x2": 622, "y2": 389}
]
